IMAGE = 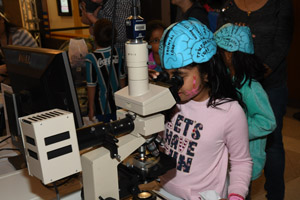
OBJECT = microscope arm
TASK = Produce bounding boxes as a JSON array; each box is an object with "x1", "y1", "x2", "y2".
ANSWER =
[{"x1": 76, "y1": 114, "x2": 135, "y2": 159}]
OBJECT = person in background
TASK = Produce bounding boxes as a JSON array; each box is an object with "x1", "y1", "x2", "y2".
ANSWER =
[
  {"x1": 199, "y1": 0, "x2": 226, "y2": 32},
  {"x1": 80, "y1": 0, "x2": 104, "y2": 36},
  {"x1": 171, "y1": 0, "x2": 209, "y2": 28},
  {"x1": 214, "y1": 23, "x2": 277, "y2": 199},
  {"x1": 219, "y1": 1, "x2": 294, "y2": 199},
  {"x1": 81, "y1": 0, "x2": 141, "y2": 55},
  {"x1": 144, "y1": 20, "x2": 166, "y2": 73},
  {"x1": 80, "y1": 0, "x2": 104, "y2": 24},
  {"x1": 0, "y1": 12, "x2": 38, "y2": 84},
  {"x1": 149, "y1": 18, "x2": 252, "y2": 200},
  {"x1": 85, "y1": 18, "x2": 125, "y2": 123}
]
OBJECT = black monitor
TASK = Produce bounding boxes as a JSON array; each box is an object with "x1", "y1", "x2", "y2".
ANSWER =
[{"x1": 2, "y1": 45, "x2": 83, "y2": 154}]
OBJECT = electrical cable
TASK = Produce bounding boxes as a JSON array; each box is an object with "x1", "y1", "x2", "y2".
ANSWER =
[
  {"x1": 41, "y1": 174, "x2": 80, "y2": 199},
  {"x1": 53, "y1": 182, "x2": 60, "y2": 200}
]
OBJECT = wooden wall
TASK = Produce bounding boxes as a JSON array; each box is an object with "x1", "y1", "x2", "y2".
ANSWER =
[{"x1": 2, "y1": 0, "x2": 22, "y2": 26}]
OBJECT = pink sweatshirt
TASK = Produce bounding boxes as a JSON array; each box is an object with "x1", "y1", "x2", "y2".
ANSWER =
[{"x1": 160, "y1": 99, "x2": 253, "y2": 199}]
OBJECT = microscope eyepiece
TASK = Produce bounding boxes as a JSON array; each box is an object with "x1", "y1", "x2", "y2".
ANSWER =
[
  {"x1": 154, "y1": 71, "x2": 169, "y2": 82},
  {"x1": 153, "y1": 71, "x2": 183, "y2": 103}
]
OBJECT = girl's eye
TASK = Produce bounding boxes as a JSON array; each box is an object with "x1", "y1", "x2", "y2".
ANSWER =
[{"x1": 179, "y1": 74, "x2": 186, "y2": 80}]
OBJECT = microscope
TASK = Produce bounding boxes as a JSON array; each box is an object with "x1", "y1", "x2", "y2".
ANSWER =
[
  {"x1": 18, "y1": 1, "x2": 182, "y2": 199},
  {"x1": 81, "y1": 1, "x2": 181, "y2": 198}
]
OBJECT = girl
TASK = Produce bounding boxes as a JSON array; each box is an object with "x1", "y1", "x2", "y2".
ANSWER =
[
  {"x1": 219, "y1": 1, "x2": 294, "y2": 198},
  {"x1": 144, "y1": 20, "x2": 166, "y2": 72},
  {"x1": 157, "y1": 18, "x2": 252, "y2": 200},
  {"x1": 214, "y1": 23, "x2": 276, "y2": 198}
]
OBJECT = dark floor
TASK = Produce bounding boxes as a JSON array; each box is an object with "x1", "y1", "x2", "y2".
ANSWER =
[{"x1": 251, "y1": 106, "x2": 300, "y2": 200}]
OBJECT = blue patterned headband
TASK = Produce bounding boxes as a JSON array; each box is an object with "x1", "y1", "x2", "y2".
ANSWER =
[
  {"x1": 159, "y1": 18, "x2": 217, "y2": 69},
  {"x1": 214, "y1": 23, "x2": 254, "y2": 54}
]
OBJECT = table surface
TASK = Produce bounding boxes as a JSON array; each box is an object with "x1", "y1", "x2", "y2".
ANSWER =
[{"x1": 0, "y1": 136, "x2": 82, "y2": 200}]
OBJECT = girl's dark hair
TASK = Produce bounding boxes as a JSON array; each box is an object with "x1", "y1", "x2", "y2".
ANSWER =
[
  {"x1": 144, "y1": 20, "x2": 166, "y2": 42},
  {"x1": 231, "y1": 51, "x2": 266, "y2": 89},
  {"x1": 94, "y1": 18, "x2": 117, "y2": 48},
  {"x1": 196, "y1": 51, "x2": 245, "y2": 109},
  {"x1": 164, "y1": 51, "x2": 245, "y2": 122}
]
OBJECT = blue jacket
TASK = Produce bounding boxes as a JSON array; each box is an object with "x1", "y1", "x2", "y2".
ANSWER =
[{"x1": 238, "y1": 79, "x2": 276, "y2": 180}]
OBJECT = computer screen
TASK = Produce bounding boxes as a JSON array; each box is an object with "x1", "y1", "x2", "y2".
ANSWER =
[{"x1": 2, "y1": 45, "x2": 83, "y2": 141}]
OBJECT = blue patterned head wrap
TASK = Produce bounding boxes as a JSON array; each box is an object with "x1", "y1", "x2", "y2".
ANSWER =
[
  {"x1": 158, "y1": 18, "x2": 217, "y2": 69},
  {"x1": 214, "y1": 23, "x2": 254, "y2": 54}
]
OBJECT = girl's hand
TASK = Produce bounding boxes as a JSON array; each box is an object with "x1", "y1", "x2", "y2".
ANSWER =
[
  {"x1": 138, "y1": 180, "x2": 161, "y2": 191},
  {"x1": 148, "y1": 69, "x2": 159, "y2": 80}
]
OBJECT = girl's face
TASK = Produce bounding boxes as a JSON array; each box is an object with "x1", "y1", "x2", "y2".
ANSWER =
[
  {"x1": 149, "y1": 28, "x2": 164, "y2": 54},
  {"x1": 221, "y1": 50, "x2": 232, "y2": 68},
  {"x1": 221, "y1": 50, "x2": 234, "y2": 76},
  {"x1": 167, "y1": 65, "x2": 210, "y2": 102}
]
